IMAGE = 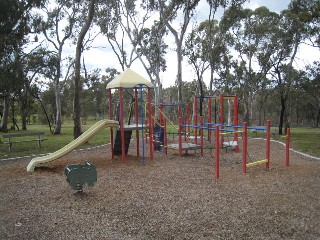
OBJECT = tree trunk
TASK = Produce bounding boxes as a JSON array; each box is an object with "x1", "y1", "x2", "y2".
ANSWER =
[
  {"x1": 0, "y1": 97, "x2": 9, "y2": 132},
  {"x1": 36, "y1": 95, "x2": 54, "y2": 134},
  {"x1": 73, "y1": 0, "x2": 96, "y2": 139},
  {"x1": 227, "y1": 100, "x2": 231, "y2": 125},
  {"x1": 209, "y1": 66, "x2": 214, "y2": 95},
  {"x1": 242, "y1": 86, "x2": 250, "y2": 125},
  {"x1": 11, "y1": 98, "x2": 16, "y2": 130},
  {"x1": 53, "y1": 44, "x2": 63, "y2": 134},
  {"x1": 54, "y1": 88, "x2": 62, "y2": 134},
  {"x1": 21, "y1": 101, "x2": 28, "y2": 130},
  {"x1": 316, "y1": 107, "x2": 320, "y2": 128},
  {"x1": 176, "y1": 43, "x2": 184, "y2": 104},
  {"x1": 198, "y1": 73, "x2": 204, "y2": 116}
]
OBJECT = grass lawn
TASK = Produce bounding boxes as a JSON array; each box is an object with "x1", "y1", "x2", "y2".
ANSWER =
[
  {"x1": 289, "y1": 128, "x2": 320, "y2": 157},
  {"x1": 1, "y1": 120, "x2": 319, "y2": 159}
]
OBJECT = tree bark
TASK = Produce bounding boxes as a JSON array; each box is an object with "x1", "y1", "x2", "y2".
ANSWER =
[
  {"x1": 53, "y1": 45, "x2": 63, "y2": 134},
  {"x1": 21, "y1": 98, "x2": 28, "y2": 130},
  {"x1": 73, "y1": 0, "x2": 96, "y2": 139},
  {"x1": 0, "y1": 97, "x2": 9, "y2": 132},
  {"x1": 54, "y1": 86, "x2": 62, "y2": 134}
]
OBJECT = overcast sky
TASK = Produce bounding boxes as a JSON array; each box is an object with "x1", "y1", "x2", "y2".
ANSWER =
[{"x1": 80, "y1": 0, "x2": 319, "y2": 88}]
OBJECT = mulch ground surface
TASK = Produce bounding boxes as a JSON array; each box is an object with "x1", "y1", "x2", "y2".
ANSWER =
[{"x1": 0, "y1": 139, "x2": 319, "y2": 240}]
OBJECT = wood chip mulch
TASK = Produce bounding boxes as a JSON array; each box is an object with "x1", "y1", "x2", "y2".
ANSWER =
[{"x1": 0, "y1": 139, "x2": 319, "y2": 239}]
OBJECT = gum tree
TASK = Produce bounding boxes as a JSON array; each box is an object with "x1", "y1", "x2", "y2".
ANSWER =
[
  {"x1": 36, "y1": 0, "x2": 82, "y2": 134},
  {"x1": 0, "y1": 0, "x2": 45, "y2": 132},
  {"x1": 73, "y1": 0, "x2": 96, "y2": 139}
]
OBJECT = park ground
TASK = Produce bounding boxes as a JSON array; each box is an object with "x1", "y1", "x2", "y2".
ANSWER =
[{"x1": 0, "y1": 139, "x2": 320, "y2": 239}]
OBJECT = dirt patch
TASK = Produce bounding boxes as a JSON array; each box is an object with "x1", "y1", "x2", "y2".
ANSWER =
[{"x1": 0, "y1": 140, "x2": 319, "y2": 239}]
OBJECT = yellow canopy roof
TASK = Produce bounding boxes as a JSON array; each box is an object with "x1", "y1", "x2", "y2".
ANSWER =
[{"x1": 106, "y1": 68, "x2": 153, "y2": 89}]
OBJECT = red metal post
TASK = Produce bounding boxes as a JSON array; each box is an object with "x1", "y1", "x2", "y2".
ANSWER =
[
  {"x1": 179, "y1": 117, "x2": 182, "y2": 157},
  {"x1": 119, "y1": 88, "x2": 126, "y2": 163},
  {"x1": 208, "y1": 98, "x2": 212, "y2": 142},
  {"x1": 220, "y1": 94, "x2": 224, "y2": 146},
  {"x1": 135, "y1": 88, "x2": 140, "y2": 157},
  {"x1": 200, "y1": 116, "x2": 204, "y2": 157},
  {"x1": 148, "y1": 88, "x2": 153, "y2": 160},
  {"x1": 194, "y1": 96, "x2": 198, "y2": 144},
  {"x1": 164, "y1": 118, "x2": 167, "y2": 154},
  {"x1": 243, "y1": 122, "x2": 247, "y2": 173},
  {"x1": 150, "y1": 105, "x2": 155, "y2": 153},
  {"x1": 286, "y1": 128, "x2": 290, "y2": 166},
  {"x1": 108, "y1": 89, "x2": 114, "y2": 159},
  {"x1": 220, "y1": 94, "x2": 224, "y2": 126},
  {"x1": 215, "y1": 125, "x2": 220, "y2": 179},
  {"x1": 266, "y1": 120, "x2": 271, "y2": 170},
  {"x1": 187, "y1": 103, "x2": 191, "y2": 139},
  {"x1": 233, "y1": 95, "x2": 239, "y2": 153},
  {"x1": 145, "y1": 118, "x2": 148, "y2": 144}
]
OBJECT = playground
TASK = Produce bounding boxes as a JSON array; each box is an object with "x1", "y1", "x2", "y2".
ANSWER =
[
  {"x1": 1, "y1": 140, "x2": 320, "y2": 239},
  {"x1": 1, "y1": 69, "x2": 320, "y2": 239}
]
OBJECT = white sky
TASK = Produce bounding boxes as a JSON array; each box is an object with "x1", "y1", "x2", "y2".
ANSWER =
[{"x1": 76, "y1": 0, "x2": 320, "y2": 88}]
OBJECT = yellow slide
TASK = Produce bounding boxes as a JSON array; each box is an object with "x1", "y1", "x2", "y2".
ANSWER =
[{"x1": 27, "y1": 119, "x2": 118, "y2": 172}]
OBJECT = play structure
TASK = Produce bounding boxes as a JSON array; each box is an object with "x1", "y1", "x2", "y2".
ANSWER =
[
  {"x1": 26, "y1": 69, "x2": 154, "y2": 172},
  {"x1": 26, "y1": 68, "x2": 291, "y2": 179},
  {"x1": 106, "y1": 68, "x2": 154, "y2": 165},
  {"x1": 157, "y1": 94, "x2": 291, "y2": 179}
]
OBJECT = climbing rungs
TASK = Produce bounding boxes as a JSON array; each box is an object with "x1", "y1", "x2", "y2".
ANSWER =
[
  {"x1": 246, "y1": 159, "x2": 268, "y2": 167},
  {"x1": 220, "y1": 132, "x2": 227, "y2": 135}
]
